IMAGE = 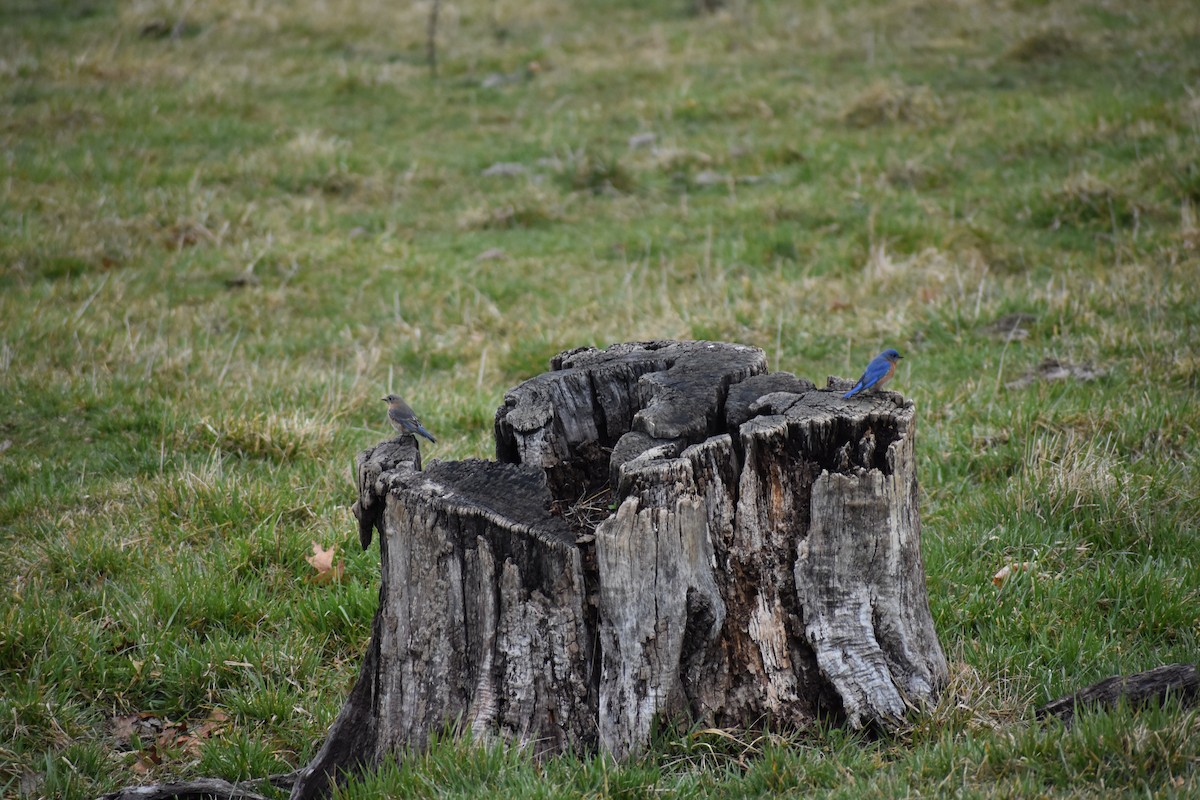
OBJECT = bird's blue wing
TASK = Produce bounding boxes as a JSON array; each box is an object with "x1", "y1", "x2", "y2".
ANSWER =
[{"x1": 860, "y1": 356, "x2": 891, "y2": 389}]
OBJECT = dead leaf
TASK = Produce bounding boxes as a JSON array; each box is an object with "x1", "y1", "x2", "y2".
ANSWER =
[
  {"x1": 181, "y1": 735, "x2": 203, "y2": 758},
  {"x1": 115, "y1": 708, "x2": 228, "y2": 766},
  {"x1": 112, "y1": 714, "x2": 140, "y2": 741},
  {"x1": 992, "y1": 561, "x2": 1035, "y2": 587},
  {"x1": 307, "y1": 541, "x2": 345, "y2": 584},
  {"x1": 18, "y1": 768, "x2": 41, "y2": 797},
  {"x1": 156, "y1": 723, "x2": 182, "y2": 748},
  {"x1": 131, "y1": 742, "x2": 162, "y2": 774},
  {"x1": 307, "y1": 541, "x2": 334, "y2": 571},
  {"x1": 194, "y1": 709, "x2": 230, "y2": 740},
  {"x1": 112, "y1": 711, "x2": 168, "y2": 746},
  {"x1": 156, "y1": 718, "x2": 212, "y2": 759}
]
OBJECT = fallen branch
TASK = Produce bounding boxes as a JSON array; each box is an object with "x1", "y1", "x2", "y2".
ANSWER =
[
  {"x1": 96, "y1": 771, "x2": 297, "y2": 800},
  {"x1": 1036, "y1": 662, "x2": 1200, "y2": 725}
]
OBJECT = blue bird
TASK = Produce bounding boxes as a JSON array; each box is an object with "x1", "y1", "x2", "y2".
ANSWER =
[
  {"x1": 383, "y1": 394, "x2": 436, "y2": 443},
  {"x1": 842, "y1": 349, "x2": 903, "y2": 399}
]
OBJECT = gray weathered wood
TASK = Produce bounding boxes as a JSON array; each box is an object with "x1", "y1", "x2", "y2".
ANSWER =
[
  {"x1": 96, "y1": 772, "x2": 297, "y2": 800},
  {"x1": 96, "y1": 777, "x2": 273, "y2": 800},
  {"x1": 593, "y1": 368, "x2": 946, "y2": 754},
  {"x1": 495, "y1": 340, "x2": 766, "y2": 499},
  {"x1": 352, "y1": 437, "x2": 423, "y2": 551},
  {"x1": 288, "y1": 339, "x2": 947, "y2": 796},
  {"x1": 292, "y1": 451, "x2": 592, "y2": 800},
  {"x1": 1036, "y1": 663, "x2": 1200, "y2": 725}
]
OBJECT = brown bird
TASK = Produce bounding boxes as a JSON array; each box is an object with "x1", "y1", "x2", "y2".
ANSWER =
[{"x1": 383, "y1": 394, "x2": 436, "y2": 443}]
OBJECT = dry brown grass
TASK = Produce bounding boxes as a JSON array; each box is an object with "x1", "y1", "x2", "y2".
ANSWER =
[{"x1": 840, "y1": 81, "x2": 945, "y2": 129}]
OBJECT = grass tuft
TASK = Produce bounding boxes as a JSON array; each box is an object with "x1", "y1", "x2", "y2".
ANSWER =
[
  {"x1": 1035, "y1": 171, "x2": 1142, "y2": 231},
  {"x1": 1006, "y1": 27, "x2": 1078, "y2": 62},
  {"x1": 840, "y1": 80, "x2": 945, "y2": 128},
  {"x1": 560, "y1": 150, "x2": 639, "y2": 195},
  {"x1": 458, "y1": 188, "x2": 568, "y2": 230}
]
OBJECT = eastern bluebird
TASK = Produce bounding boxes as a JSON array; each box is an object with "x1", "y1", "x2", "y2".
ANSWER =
[
  {"x1": 842, "y1": 349, "x2": 903, "y2": 399},
  {"x1": 383, "y1": 394, "x2": 436, "y2": 443}
]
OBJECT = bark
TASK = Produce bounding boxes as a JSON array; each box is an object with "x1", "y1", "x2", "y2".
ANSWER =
[
  {"x1": 292, "y1": 457, "x2": 592, "y2": 800},
  {"x1": 97, "y1": 777, "x2": 275, "y2": 800},
  {"x1": 281, "y1": 339, "x2": 948, "y2": 796},
  {"x1": 1036, "y1": 663, "x2": 1200, "y2": 725}
]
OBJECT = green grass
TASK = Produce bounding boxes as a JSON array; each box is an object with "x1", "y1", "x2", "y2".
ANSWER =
[{"x1": 2, "y1": 0, "x2": 1199, "y2": 797}]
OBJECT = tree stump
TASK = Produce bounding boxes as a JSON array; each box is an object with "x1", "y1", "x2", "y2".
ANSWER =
[{"x1": 290, "y1": 340, "x2": 948, "y2": 799}]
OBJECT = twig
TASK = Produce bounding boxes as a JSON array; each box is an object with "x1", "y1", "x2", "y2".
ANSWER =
[
  {"x1": 427, "y1": 0, "x2": 440, "y2": 77},
  {"x1": 1036, "y1": 663, "x2": 1200, "y2": 725},
  {"x1": 74, "y1": 273, "x2": 111, "y2": 323},
  {"x1": 95, "y1": 770, "x2": 300, "y2": 800},
  {"x1": 170, "y1": 0, "x2": 196, "y2": 40}
]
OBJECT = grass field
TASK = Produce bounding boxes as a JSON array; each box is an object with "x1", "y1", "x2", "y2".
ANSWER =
[{"x1": 2, "y1": 0, "x2": 1199, "y2": 796}]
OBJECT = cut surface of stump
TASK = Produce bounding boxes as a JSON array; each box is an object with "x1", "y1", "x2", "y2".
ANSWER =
[{"x1": 290, "y1": 340, "x2": 948, "y2": 799}]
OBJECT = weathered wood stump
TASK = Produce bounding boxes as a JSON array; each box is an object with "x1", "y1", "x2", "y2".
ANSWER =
[{"x1": 290, "y1": 340, "x2": 948, "y2": 799}]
